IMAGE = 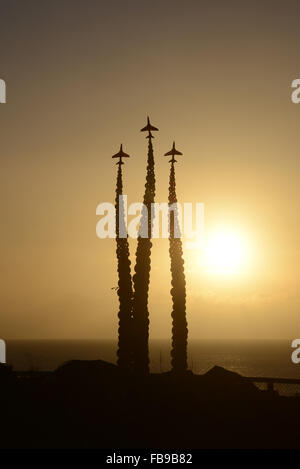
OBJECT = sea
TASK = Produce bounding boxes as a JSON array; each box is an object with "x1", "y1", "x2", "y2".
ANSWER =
[{"x1": 5, "y1": 338, "x2": 300, "y2": 379}]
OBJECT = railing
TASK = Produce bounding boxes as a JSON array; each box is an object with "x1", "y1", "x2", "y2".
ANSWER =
[
  {"x1": 247, "y1": 376, "x2": 300, "y2": 396},
  {"x1": 9, "y1": 369, "x2": 300, "y2": 397}
]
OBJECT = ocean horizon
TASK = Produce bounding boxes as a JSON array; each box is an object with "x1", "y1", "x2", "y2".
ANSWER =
[{"x1": 4, "y1": 338, "x2": 300, "y2": 380}]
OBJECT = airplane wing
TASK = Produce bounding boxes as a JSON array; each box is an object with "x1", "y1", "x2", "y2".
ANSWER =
[
  {"x1": 164, "y1": 149, "x2": 182, "y2": 156},
  {"x1": 141, "y1": 124, "x2": 159, "y2": 132},
  {"x1": 112, "y1": 151, "x2": 130, "y2": 158}
]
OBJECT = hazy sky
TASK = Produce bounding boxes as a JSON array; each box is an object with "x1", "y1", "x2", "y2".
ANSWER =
[{"x1": 1, "y1": 0, "x2": 300, "y2": 339}]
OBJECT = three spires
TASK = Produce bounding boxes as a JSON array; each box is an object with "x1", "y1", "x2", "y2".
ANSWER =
[{"x1": 112, "y1": 117, "x2": 188, "y2": 374}]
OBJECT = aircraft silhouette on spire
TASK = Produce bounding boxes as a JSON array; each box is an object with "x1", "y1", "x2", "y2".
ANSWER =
[
  {"x1": 164, "y1": 141, "x2": 183, "y2": 163},
  {"x1": 112, "y1": 144, "x2": 130, "y2": 165},
  {"x1": 141, "y1": 116, "x2": 159, "y2": 138}
]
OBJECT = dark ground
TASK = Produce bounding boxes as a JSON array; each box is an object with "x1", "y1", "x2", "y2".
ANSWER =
[{"x1": 0, "y1": 361, "x2": 299, "y2": 449}]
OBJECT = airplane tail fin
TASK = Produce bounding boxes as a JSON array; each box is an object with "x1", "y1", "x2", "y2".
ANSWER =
[
  {"x1": 141, "y1": 116, "x2": 159, "y2": 132},
  {"x1": 112, "y1": 144, "x2": 130, "y2": 159}
]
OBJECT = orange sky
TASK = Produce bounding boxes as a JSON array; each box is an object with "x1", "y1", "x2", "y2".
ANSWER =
[{"x1": 1, "y1": 1, "x2": 300, "y2": 339}]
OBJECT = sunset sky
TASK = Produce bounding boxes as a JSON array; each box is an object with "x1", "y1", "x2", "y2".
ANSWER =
[{"x1": 1, "y1": 0, "x2": 300, "y2": 340}]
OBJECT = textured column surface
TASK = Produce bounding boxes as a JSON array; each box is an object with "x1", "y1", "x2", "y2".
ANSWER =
[
  {"x1": 115, "y1": 164, "x2": 134, "y2": 371},
  {"x1": 168, "y1": 162, "x2": 188, "y2": 372},
  {"x1": 132, "y1": 137, "x2": 156, "y2": 374}
]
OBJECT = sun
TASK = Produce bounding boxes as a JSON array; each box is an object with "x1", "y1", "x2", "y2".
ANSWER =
[
  {"x1": 203, "y1": 229, "x2": 247, "y2": 276},
  {"x1": 187, "y1": 227, "x2": 250, "y2": 277}
]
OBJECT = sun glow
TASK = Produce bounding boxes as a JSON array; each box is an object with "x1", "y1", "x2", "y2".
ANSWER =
[
  {"x1": 187, "y1": 227, "x2": 251, "y2": 277},
  {"x1": 204, "y1": 229, "x2": 248, "y2": 275}
]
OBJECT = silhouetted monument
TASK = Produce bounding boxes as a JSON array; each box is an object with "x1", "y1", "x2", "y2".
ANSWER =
[
  {"x1": 132, "y1": 117, "x2": 158, "y2": 374},
  {"x1": 112, "y1": 145, "x2": 134, "y2": 371},
  {"x1": 165, "y1": 142, "x2": 188, "y2": 373},
  {"x1": 113, "y1": 125, "x2": 188, "y2": 375}
]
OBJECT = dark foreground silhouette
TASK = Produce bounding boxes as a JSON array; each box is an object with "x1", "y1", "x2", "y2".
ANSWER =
[{"x1": 0, "y1": 361, "x2": 300, "y2": 449}]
